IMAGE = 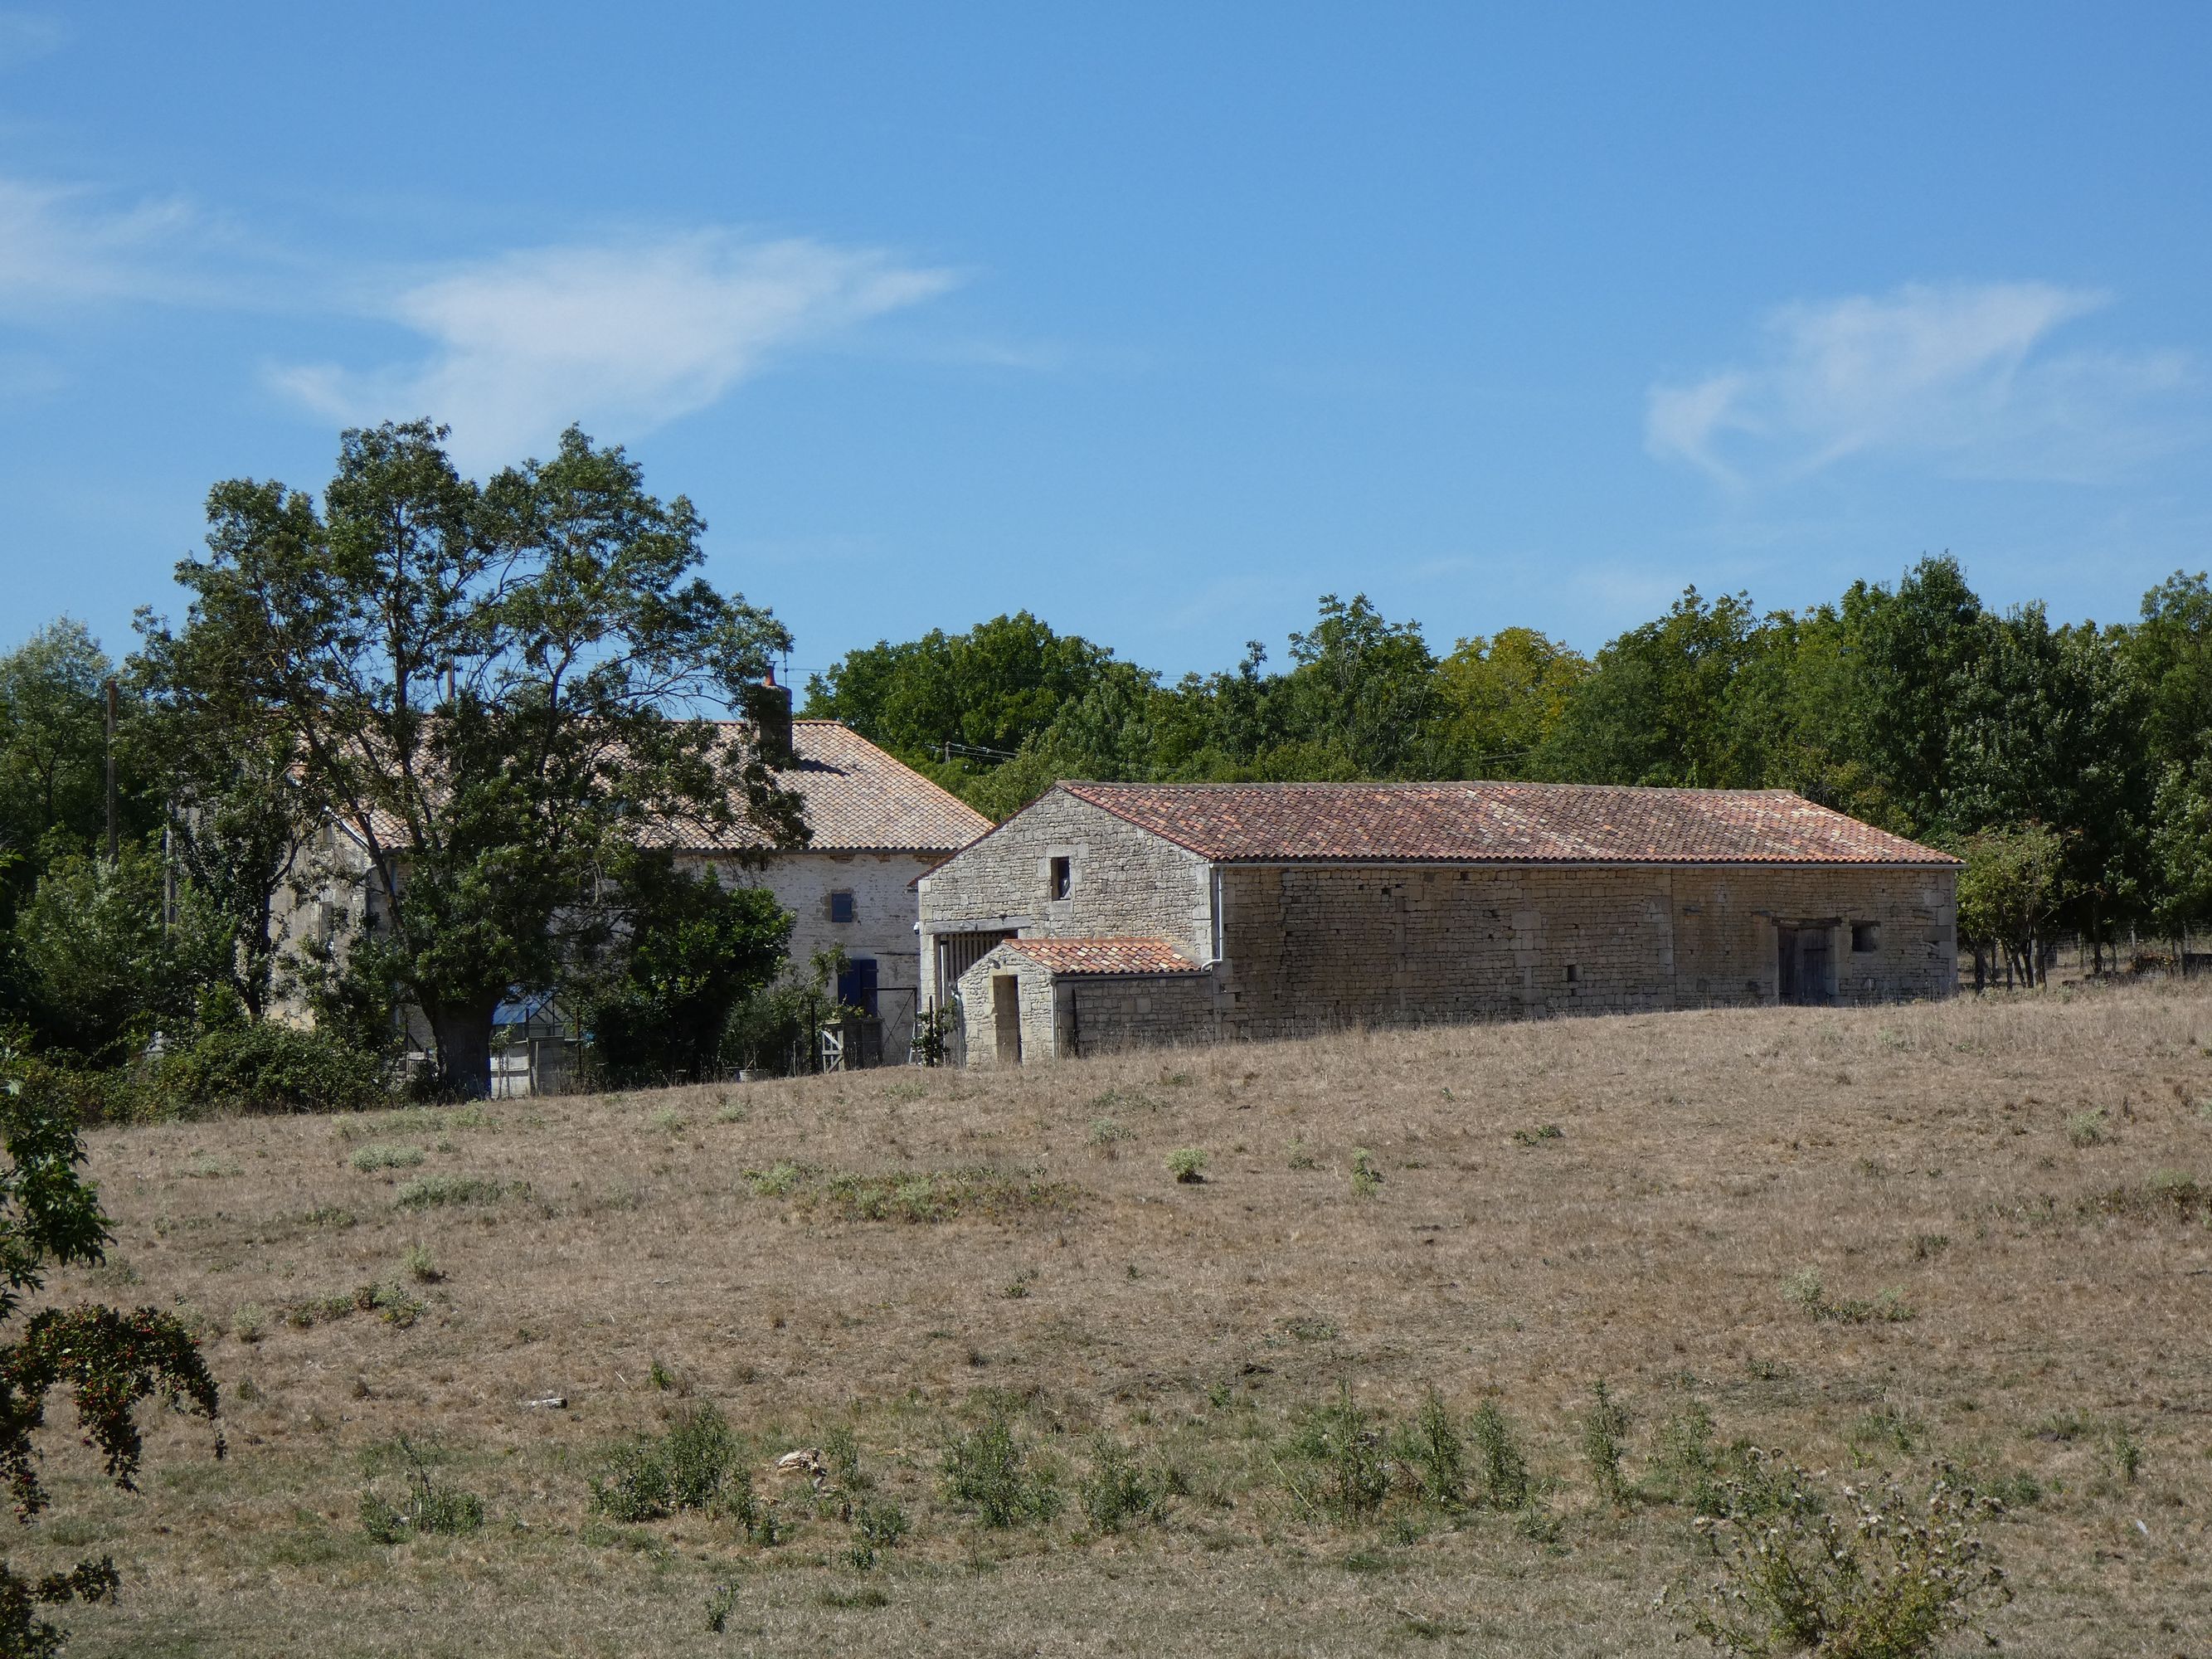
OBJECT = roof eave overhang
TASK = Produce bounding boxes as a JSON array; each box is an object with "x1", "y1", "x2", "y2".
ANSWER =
[{"x1": 1202, "y1": 855, "x2": 1964, "y2": 871}]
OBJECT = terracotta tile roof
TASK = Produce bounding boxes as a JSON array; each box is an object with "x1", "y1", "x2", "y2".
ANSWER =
[
  {"x1": 1002, "y1": 937, "x2": 1204, "y2": 975},
  {"x1": 678, "y1": 722, "x2": 993, "y2": 854},
  {"x1": 356, "y1": 722, "x2": 989, "y2": 858},
  {"x1": 1057, "y1": 781, "x2": 1958, "y2": 867}
]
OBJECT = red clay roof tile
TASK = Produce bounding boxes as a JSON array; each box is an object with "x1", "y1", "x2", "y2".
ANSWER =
[
  {"x1": 1002, "y1": 937, "x2": 1203, "y2": 975},
  {"x1": 1056, "y1": 781, "x2": 1957, "y2": 867}
]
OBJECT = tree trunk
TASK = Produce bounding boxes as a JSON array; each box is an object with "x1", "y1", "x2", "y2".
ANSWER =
[
  {"x1": 1971, "y1": 946, "x2": 1986, "y2": 994},
  {"x1": 427, "y1": 999, "x2": 499, "y2": 1098}
]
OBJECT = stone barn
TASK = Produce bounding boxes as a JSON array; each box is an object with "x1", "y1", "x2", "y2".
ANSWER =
[{"x1": 916, "y1": 781, "x2": 1960, "y2": 1066}]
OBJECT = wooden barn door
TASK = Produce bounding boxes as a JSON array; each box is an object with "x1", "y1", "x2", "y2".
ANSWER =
[{"x1": 1777, "y1": 923, "x2": 1836, "y2": 1005}]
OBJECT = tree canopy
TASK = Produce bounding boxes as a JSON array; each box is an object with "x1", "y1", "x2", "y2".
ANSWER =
[{"x1": 157, "y1": 421, "x2": 805, "y2": 1096}]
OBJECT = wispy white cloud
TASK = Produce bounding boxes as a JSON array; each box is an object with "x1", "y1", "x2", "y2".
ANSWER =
[
  {"x1": 269, "y1": 233, "x2": 959, "y2": 465},
  {"x1": 0, "y1": 176, "x2": 211, "y2": 309},
  {"x1": 1646, "y1": 281, "x2": 2195, "y2": 486}
]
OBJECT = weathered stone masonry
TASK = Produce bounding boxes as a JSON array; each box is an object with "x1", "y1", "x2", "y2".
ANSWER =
[{"x1": 920, "y1": 781, "x2": 1959, "y2": 1066}]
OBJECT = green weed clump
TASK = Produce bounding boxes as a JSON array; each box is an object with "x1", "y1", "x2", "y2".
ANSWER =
[
  {"x1": 744, "y1": 1163, "x2": 1076, "y2": 1222},
  {"x1": 1581, "y1": 1379, "x2": 1631, "y2": 1506},
  {"x1": 1349, "y1": 1148, "x2": 1383, "y2": 1199},
  {"x1": 1782, "y1": 1267, "x2": 1913, "y2": 1324},
  {"x1": 1281, "y1": 1384, "x2": 1392, "y2": 1522},
  {"x1": 351, "y1": 1142, "x2": 426, "y2": 1173},
  {"x1": 394, "y1": 1173, "x2": 512, "y2": 1209},
  {"x1": 1470, "y1": 1399, "x2": 1533, "y2": 1510},
  {"x1": 1087, "y1": 1118, "x2": 1135, "y2": 1158},
  {"x1": 1167, "y1": 1148, "x2": 1208, "y2": 1185},
  {"x1": 1394, "y1": 1387, "x2": 1468, "y2": 1509},
  {"x1": 1079, "y1": 1434, "x2": 1166, "y2": 1532},
  {"x1": 359, "y1": 1441, "x2": 484, "y2": 1542},
  {"x1": 1661, "y1": 1456, "x2": 2010, "y2": 1658},
  {"x1": 941, "y1": 1402, "x2": 1062, "y2": 1528},
  {"x1": 591, "y1": 1405, "x2": 756, "y2": 1527}
]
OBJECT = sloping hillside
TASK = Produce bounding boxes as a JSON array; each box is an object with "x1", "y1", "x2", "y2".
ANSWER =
[{"x1": 21, "y1": 985, "x2": 2212, "y2": 1656}]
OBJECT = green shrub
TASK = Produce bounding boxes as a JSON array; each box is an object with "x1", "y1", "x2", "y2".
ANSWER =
[
  {"x1": 1167, "y1": 1147, "x2": 1208, "y2": 1185},
  {"x1": 1349, "y1": 1148, "x2": 1383, "y2": 1199},
  {"x1": 1281, "y1": 1384, "x2": 1392, "y2": 1522},
  {"x1": 1783, "y1": 1267, "x2": 1913, "y2": 1325},
  {"x1": 402, "y1": 1243, "x2": 441, "y2": 1284},
  {"x1": 155, "y1": 1022, "x2": 386, "y2": 1117},
  {"x1": 394, "y1": 1174, "x2": 508, "y2": 1209},
  {"x1": 1470, "y1": 1399, "x2": 1532, "y2": 1510},
  {"x1": 703, "y1": 1581, "x2": 741, "y2": 1634},
  {"x1": 1661, "y1": 1455, "x2": 2011, "y2": 1657},
  {"x1": 847, "y1": 1496, "x2": 910, "y2": 1569},
  {"x1": 1079, "y1": 1434, "x2": 1164, "y2": 1532},
  {"x1": 1395, "y1": 1386, "x2": 1468, "y2": 1508},
  {"x1": 351, "y1": 1142, "x2": 425, "y2": 1173},
  {"x1": 359, "y1": 1441, "x2": 484, "y2": 1541},
  {"x1": 591, "y1": 1404, "x2": 752, "y2": 1525},
  {"x1": 2066, "y1": 1108, "x2": 2109, "y2": 1148},
  {"x1": 1582, "y1": 1379, "x2": 1631, "y2": 1506},
  {"x1": 2110, "y1": 1423, "x2": 2143, "y2": 1483},
  {"x1": 1511, "y1": 1123, "x2": 1564, "y2": 1147},
  {"x1": 942, "y1": 1402, "x2": 1062, "y2": 1527},
  {"x1": 1087, "y1": 1118, "x2": 1135, "y2": 1158}
]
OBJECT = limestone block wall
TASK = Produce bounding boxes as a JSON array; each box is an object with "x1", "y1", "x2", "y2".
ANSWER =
[
  {"x1": 687, "y1": 849, "x2": 934, "y2": 1040},
  {"x1": 1216, "y1": 862, "x2": 1956, "y2": 1034},
  {"x1": 955, "y1": 946, "x2": 1061, "y2": 1067},
  {"x1": 1061, "y1": 974, "x2": 1218, "y2": 1057},
  {"x1": 1670, "y1": 865, "x2": 1956, "y2": 1007},
  {"x1": 918, "y1": 791, "x2": 1213, "y2": 1005}
]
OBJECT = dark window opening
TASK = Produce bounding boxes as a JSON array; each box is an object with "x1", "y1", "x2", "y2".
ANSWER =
[
  {"x1": 1851, "y1": 922, "x2": 1879, "y2": 953},
  {"x1": 1049, "y1": 856, "x2": 1072, "y2": 900},
  {"x1": 1564, "y1": 964, "x2": 1579, "y2": 983},
  {"x1": 829, "y1": 889, "x2": 855, "y2": 924},
  {"x1": 837, "y1": 956, "x2": 879, "y2": 1018}
]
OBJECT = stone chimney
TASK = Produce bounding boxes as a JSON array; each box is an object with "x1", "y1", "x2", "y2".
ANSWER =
[{"x1": 746, "y1": 665, "x2": 795, "y2": 766}]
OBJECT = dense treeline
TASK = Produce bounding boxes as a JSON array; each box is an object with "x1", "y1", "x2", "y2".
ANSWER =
[
  {"x1": 6, "y1": 494, "x2": 2208, "y2": 1097},
  {"x1": 805, "y1": 557, "x2": 2212, "y2": 984}
]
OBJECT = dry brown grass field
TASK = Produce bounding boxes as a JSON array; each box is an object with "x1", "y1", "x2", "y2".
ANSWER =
[{"x1": 17, "y1": 981, "x2": 2212, "y2": 1657}]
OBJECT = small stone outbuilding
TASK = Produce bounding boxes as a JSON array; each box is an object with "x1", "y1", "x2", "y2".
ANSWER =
[{"x1": 918, "y1": 780, "x2": 1960, "y2": 1066}]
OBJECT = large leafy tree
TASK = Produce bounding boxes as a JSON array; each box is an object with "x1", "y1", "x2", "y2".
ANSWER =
[
  {"x1": 1851, "y1": 555, "x2": 1989, "y2": 835},
  {"x1": 0, "y1": 1040, "x2": 222, "y2": 1655},
  {"x1": 578, "y1": 852, "x2": 794, "y2": 1087},
  {"x1": 169, "y1": 421, "x2": 805, "y2": 1096},
  {"x1": 1433, "y1": 627, "x2": 1590, "y2": 778},
  {"x1": 128, "y1": 614, "x2": 318, "y2": 1023},
  {"x1": 804, "y1": 612, "x2": 1118, "y2": 765},
  {"x1": 1534, "y1": 587, "x2": 1761, "y2": 786},
  {"x1": 0, "y1": 624, "x2": 134, "y2": 919}
]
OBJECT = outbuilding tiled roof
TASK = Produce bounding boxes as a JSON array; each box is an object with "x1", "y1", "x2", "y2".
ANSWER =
[
  {"x1": 1002, "y1": 937, "x2": 1204, "y2": 975},
  {"x1": 1057, "y1": 781, "x2": 1957, "y2": 867},
  {"x1": 677, "y1": 722, "x2": 992, "y2": 855}
]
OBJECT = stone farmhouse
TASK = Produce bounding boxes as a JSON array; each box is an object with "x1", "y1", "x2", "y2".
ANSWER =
[
  {"x1": 276, "y1": 705, "x2": 988, "y2": 1087},
  {"x1": 671, "y1": 714, "x2": 990, "y2": 1067},
  {"x1": 916, "y1": 781, "x2": 1960, "y2": 1066}
]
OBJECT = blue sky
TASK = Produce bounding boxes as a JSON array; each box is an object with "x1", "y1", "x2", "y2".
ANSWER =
[{"x1": 2, "y1": 3, "x2": 2208, "y2": 682}]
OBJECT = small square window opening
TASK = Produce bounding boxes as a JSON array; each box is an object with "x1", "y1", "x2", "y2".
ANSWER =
[
  {"x1": 1851, "y1": 922, "x2": 1879, "y2": 953},
  {"x1": 1565, "y1": 964, "x2": 1579, "y2": 983},
  {"x1": 1049, "y1": 856, "x2": 1072, "y2": 901},
  {"x1": 829, "y1": 890, "x2": 855, "y2": 924}
]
